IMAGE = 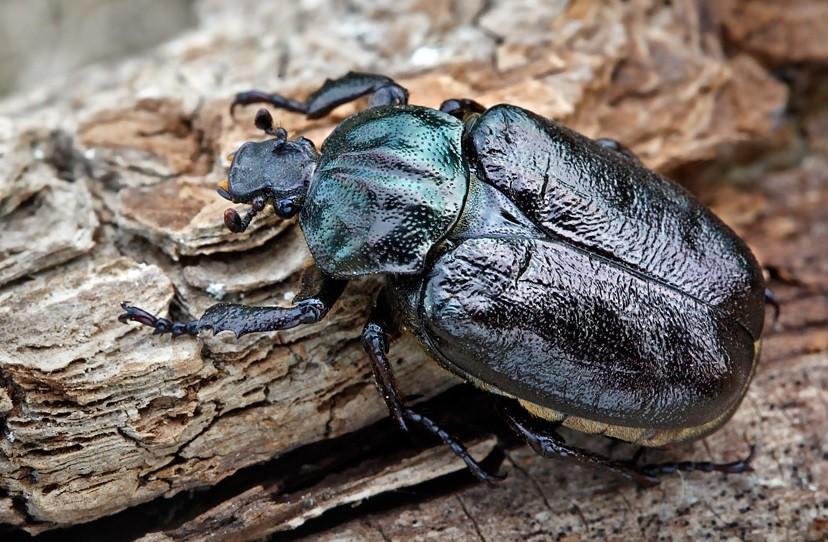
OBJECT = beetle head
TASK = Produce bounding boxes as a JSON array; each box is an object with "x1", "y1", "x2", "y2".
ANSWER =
[{"x1": 218, "y1": 109, "x2": 318, "y2": 233}]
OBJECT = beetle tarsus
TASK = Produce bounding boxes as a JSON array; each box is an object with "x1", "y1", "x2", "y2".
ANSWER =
[
  {"x1": 636, "y1": 444, "x2": 756, "y2": 478},
  {"x1": 231, "y1": 71, "x2": 408, "y2": 120},
  {"x1": 119, "y1": 302, "x2": 200, "y2": 336}
]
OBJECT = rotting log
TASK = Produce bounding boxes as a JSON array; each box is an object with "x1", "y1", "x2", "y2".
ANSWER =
[{"x1": 0, "y1": 0, "x2": 825, "y2": 539}]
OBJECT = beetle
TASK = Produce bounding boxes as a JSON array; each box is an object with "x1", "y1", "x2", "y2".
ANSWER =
[{"x1": 120, "y1": 72, "x2": 774, "y2": 485}]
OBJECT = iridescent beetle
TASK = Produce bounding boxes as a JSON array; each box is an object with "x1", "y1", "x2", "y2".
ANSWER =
[{"x1": 121, "y1": 72, "x2": 776, "y2": 485}]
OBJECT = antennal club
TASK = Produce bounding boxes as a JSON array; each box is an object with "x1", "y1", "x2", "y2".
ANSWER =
[{"x1": 254, "y1": 108, "x2": 288, "y2": 144}]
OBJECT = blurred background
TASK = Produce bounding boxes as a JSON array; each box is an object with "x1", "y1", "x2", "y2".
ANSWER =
[{"x1": 0, "y1": 0, "x2": 196, "y2": 96}]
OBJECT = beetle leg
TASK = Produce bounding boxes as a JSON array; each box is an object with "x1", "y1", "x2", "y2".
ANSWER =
[
  {"x1": 399, "y1": 408, "x2": 503, "y2": 483},
  {"x1": 118, "y1": 303, "x2": 201, "y2": 337},
  {"x1": 362, "y1": 291, "x2": 501, "y2": 483},
  {"x1": 439, "y1": 98, "x2": 486, "y2": 120},
  {"x1": 502, "y1": 399, "x2": 756, "y2": 486},
  {"x1": 231, "y1": 72, "x2": 409, "y2": 119},
  {"x1": 595, "y1": 137, "x2": 641, "y2": 163},
  {"x1": 362, "y1": 321, "x2": 407, "y2": 432},
  {"x1": 119, "y1": 266, "x2": 346, "y2": 338},
  {"x1": 765, "y1": 287, "x2": 781, "y2": 328},
  {"x1": 501, "y1": 402, "x2": 661, "y2": 487},
  {"x1": 635, "y1": 445, "x2": 756, "y2": 478}
]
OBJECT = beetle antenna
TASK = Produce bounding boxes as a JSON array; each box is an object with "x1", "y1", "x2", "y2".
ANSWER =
[{"x1": 254, "y1": 108, "x2": 288, "y2": 146}]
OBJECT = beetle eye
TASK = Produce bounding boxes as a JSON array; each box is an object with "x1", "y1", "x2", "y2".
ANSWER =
[{"x1": 275, "y1": 197, "x2": 298, "y2": 218}]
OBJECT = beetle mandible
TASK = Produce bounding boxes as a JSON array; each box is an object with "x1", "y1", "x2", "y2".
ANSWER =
[{"x1": 120, "y1": 72, "x2": 774, "y2": 485}]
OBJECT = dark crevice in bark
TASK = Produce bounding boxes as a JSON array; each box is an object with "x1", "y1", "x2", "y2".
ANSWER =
[{"x1": 1, "y1": 386, "x2": 503, "y2": 542}]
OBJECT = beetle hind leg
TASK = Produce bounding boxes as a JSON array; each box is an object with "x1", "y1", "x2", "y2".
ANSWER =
[
  {"x1": 502, "y1": 401, "x2": 660, "y2": 487},
  {"x1": 636, "y1": 444, "x2": 756, "y2": 479},
  {"x1": 362, "y1": 291, "x2": 501, "y2": 483},
  {"x1": 502, "y1": 399, "x2": 755, "y2": 486}
]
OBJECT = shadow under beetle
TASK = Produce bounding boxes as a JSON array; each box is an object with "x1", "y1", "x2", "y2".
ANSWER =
[{"x1": 120, "y1": 72, "x2": 774, "y2": 486}]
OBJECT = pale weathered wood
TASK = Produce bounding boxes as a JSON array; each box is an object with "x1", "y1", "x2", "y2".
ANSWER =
[{"x1": 0, "y1": 0, "x2": 819, "y2": 538}]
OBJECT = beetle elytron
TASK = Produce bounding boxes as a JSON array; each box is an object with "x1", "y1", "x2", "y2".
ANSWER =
[{"x1": 120, "y1": 72, "x2": 771, "y2": 485}]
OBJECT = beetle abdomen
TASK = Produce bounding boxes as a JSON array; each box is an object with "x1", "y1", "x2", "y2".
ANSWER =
[
  {"x1": 467, "y1": 105, "x2": 765, "y2": 340},
  {"x1": 419, "y1": 236, "x2": 757, "y2": 430},
  {"x1": 301, "y1": 106, "x2": 468, "y2": 277}
]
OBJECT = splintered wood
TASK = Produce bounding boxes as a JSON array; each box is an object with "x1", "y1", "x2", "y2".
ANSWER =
[{"x1": 0, "y1": 0, "x2": 825, "y2": 539}]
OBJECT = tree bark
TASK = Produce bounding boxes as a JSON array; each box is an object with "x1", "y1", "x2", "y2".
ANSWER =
[{"x1": 0, "y1": 0, "x2": 825, "y2": 539}]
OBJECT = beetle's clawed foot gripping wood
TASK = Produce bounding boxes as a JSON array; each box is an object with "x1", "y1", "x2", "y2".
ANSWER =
[{"x1": 119, "y1": 302, "x2": 199, "y2": 337}]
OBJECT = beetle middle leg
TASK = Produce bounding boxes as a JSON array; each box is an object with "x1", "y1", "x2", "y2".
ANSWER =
[
  {"x1": 362, "y1": 290, "x2": 501, "y2": 482},
  {"x1": 119, "y1": 265, "x2": 346, "y2": 337},
  {"x1": 231, "y1": 71, "x2": 409, "y2": 119}
]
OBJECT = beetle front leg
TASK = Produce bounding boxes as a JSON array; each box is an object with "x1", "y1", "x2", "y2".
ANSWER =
[
  {"x1": 231, "y1": 72, "x2": 409, "y2": 119},
  {"x1": 362, "y1": 291, "x2": 501, "y2": 483},
  {"x1": 119, "y1": 267, "x2": 346, "y2": 338}
]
